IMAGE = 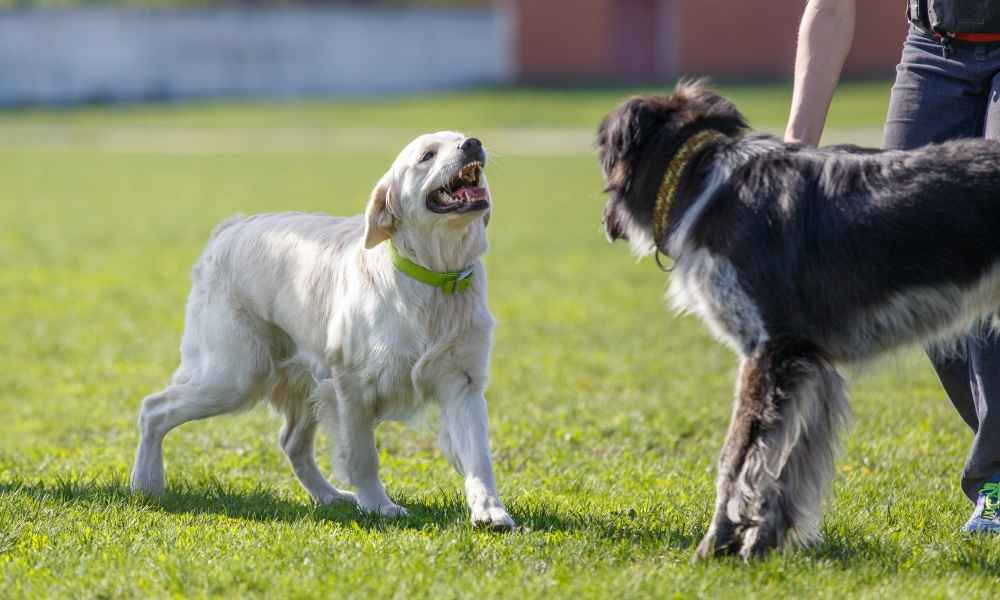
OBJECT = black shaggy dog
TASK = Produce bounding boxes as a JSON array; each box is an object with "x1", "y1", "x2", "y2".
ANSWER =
[{"x1": 597, "y1": 81, "x2": 1000, "y2": 560}]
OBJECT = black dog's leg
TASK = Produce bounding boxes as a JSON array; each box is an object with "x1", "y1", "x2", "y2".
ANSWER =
[
  {"x1": 695, "y1": 338, "x2": 850, "y2": 561},
  {"x1": 694, "y1": 354, "x2": 763, "y2": 559}
]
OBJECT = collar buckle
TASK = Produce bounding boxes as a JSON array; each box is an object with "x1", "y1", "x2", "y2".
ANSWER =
[
  {"x1": 444, "y1": 269, "x2": 475, "y2": 294},
  {"x1": 388, "y1": 241, "x2": 476, "y2": 294}
]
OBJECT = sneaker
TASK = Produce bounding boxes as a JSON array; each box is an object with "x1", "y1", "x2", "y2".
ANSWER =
[{"x1": 962, "y1": 475, "x2": 1000, "y2": 534}]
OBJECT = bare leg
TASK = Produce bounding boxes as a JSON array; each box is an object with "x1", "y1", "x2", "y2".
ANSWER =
[
  {"x1": 439, "y1": 388, "x2": 515, "y2": 531},
  {"x1": 695, "y1": 338, "x2": 849, "y2": 560}
]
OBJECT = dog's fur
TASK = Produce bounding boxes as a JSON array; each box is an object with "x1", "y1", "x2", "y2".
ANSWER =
[
  {"x1": 130, "y1": 131, "x2": 515, "y2": 530},
  {"x1": 597, "y1": 81, "x2": 1000, "y2": 559}
]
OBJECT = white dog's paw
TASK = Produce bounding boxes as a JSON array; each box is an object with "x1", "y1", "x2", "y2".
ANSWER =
[
  {"x1": 359, "y1": 501, "x2": 410, "y2": 518},
  {"x1": 130, "y1": 469, "x2": 165, "y2": 497},
  {"x1": 315, "y1": 489, "x2": 357, "y2": 507},
  {"x1": 471, "y1": 506, "x2": 516, "y2": 532}
]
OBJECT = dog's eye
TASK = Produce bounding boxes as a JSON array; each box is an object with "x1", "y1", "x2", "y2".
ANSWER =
[{"x1": 419, "y1": 151, "x2": 436, "y2": 163}]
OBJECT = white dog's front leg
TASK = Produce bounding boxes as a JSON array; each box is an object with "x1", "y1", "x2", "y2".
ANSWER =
[
  {"x1": 440, "y1": 391, "x2": 515, "y2": 531},
  {"x1": 319, "y1": 379, "x2": 408, "y2": 518}
]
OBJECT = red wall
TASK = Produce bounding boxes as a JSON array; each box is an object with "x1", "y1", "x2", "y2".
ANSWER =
[
  {"x1": 674, "y1": 0, "x2": 905, "y2": 78},
  {"x1": 849, "y1": 1, "x2": 908, "y2": 74},
  {"x1": 514, "y1": 0, "x2": 617, "y2": 79},
  {"x1": 515, "y1": 0, "x2": 907, "y2": 81}
]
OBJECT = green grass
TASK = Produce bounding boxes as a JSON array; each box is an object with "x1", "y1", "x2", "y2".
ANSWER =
[
  {"x1": 1, "y1": 81, "x2": 892, "y2": 131},
  {"x1": 2, "y1": 82, "x2": 996, "y2": 599}
]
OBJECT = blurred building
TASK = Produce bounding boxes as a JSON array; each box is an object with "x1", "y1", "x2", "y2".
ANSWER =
[
  {"x1": 0, "y1": 6, "x2": 515, "y2": 106},
  {"x1": 513, "y1": 0, "x2": 906, "y2": 82},
  {"x1": 0, "y1": 0, "x2": 907, "y2": 106}
]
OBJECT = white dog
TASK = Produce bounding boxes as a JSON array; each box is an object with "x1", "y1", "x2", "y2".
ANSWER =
[{"x1": 130, "y1": 132, "x2": 515, "y2": 530}]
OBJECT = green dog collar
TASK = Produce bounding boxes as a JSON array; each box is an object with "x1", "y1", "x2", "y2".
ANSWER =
[{"x1": 388, "y1": 241, "x2": 474, "y2": 294}]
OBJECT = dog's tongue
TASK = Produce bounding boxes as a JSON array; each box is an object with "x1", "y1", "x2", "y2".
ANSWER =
[{"x1": 453, "y1": 187, "x2": 489, "y2": 202}]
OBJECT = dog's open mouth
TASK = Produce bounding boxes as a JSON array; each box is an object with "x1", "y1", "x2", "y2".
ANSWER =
[{"x1": 427, "y1": 161, "x2": 490, "y2": 214}]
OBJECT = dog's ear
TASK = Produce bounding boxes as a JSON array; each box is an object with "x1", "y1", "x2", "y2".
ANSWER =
[
  {"x1": 363, "y1": 173, "x2": 398, "y2": 249},
  {"x1": 602, "y1": 200, "x2": 625, "y2": 242},
  {"x1": 596, "y1": 97, "x2": 659, "y2": 199},
  {"x1": 599, "y1": 98, "x2": 658, "y2": 160}
]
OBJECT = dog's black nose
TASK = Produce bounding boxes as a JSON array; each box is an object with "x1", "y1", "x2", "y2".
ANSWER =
[{"x1": 460, "y1": 137, "x2": 486, "y2": 164}]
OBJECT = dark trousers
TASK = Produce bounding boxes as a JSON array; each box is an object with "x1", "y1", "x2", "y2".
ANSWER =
[{"x1": 884, "y1": 26, "x2": 1000, "y2": 501}]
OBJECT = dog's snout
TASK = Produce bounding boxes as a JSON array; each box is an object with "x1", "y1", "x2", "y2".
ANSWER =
[{"x1": 460, "y1": 137, "x2": 486, "y2": 163}]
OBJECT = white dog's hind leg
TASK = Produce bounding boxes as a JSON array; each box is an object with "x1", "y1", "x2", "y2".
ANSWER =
[
  {"x1": 318, "y1": 379, "x2": 408, "y2": 518},
  {"x1": 131, "y1": 297, "x2": 269, "y2": 496},
  {"x1": 276, "y1": 393, "x2": 356, "y2": 506},
  {"x1": 130, "y1": 388, "x2": 172, "y2": 495},
  {"x1": 439, "y1": 389, "x2": 515, "y2": 531},
  {"x1": 130, "y1": 376, "x2": 260, "y2": 495}
]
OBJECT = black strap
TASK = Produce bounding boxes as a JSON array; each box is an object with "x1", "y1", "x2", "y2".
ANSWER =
[{"x1": 907, "y1": 0, "x2": 932, "y2": 31}]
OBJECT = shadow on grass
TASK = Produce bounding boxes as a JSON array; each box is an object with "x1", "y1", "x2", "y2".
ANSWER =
[
  {"x1": 10, "y1": 477, "x2": 1000, "y2": 571},
  {"x1": 0, "y1": 477, "x2": 456, "y2": 531},
  {"x1": 801, "y1": 532, "x2": 904, "y2": 568},
  {"x1": 0, "y1": 477, "x2": 697, "y2": 549},
  {"x1": 515, "y1": 503, "x2": 700, "y2": 551},
  {"x1": 795, "y1": 530, "x2": 1000, "y2": 575}
]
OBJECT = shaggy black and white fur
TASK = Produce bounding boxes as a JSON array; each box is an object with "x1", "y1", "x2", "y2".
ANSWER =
[{"x1": 597, "y1": 81, "x2": 1000, "y2": 560}]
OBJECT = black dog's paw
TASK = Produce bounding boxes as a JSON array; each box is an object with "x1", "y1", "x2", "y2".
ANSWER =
[
  {"x1": 736, "y1": 524, "x2": 787, "y2": 561},
  {"x1": 692, "y1": 524, "x2": 742, "y2": 562}
]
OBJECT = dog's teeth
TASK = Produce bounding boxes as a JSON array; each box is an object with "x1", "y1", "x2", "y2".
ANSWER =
[{"x1": 458, "y1": 162, "x2": 483, "y2": 184}]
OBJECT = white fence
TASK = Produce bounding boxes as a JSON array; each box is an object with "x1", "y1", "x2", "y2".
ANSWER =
[{"x1": 0, "y1": 7, "x2": 514, "y2": 105}]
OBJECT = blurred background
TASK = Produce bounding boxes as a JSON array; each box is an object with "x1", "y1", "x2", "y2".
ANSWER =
[{"x1": 0, "y1": 0, "x2": 905, "y2": 106}]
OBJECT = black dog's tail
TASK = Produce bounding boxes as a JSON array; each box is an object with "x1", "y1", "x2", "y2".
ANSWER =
[{"x1": 696, "y1": 337, "x2": 851, "y2": 561}]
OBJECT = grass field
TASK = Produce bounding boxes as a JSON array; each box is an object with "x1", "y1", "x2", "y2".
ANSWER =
[{"x1": 2, "y1": 81, "x2": 998, "y2": 598}]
